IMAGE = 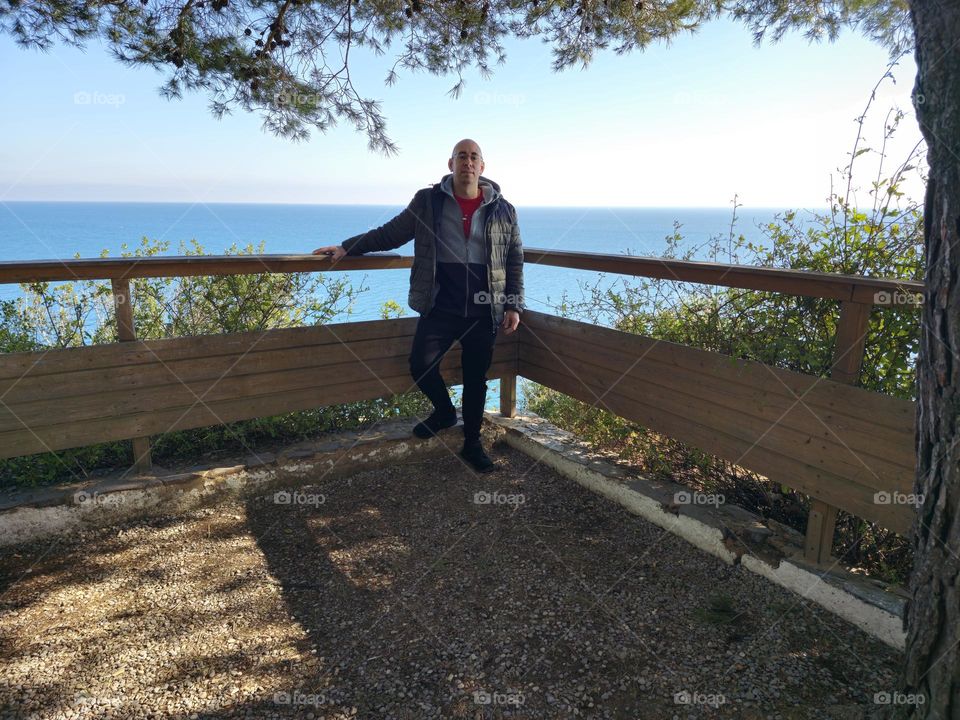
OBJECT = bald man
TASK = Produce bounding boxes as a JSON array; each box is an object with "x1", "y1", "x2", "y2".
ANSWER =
[{"x1": 314, "y1": 139, "x2": 525, "y2": 473}]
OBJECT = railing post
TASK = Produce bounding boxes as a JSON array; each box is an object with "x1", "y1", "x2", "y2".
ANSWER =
[
  {"x1": 111, "y1": 279, "x2": 152, "y2": 474},
  {"x1": 803, "y1": 299, "x2": 872, "y2": 565},
  {"x1": 829, "y1": 300, "x2": 872, "y2": 384},
  {"x1": 804, "y1": 500, "x2": 839, "y2": 566},
  {"x1": 500, "y1": 375, "x2": 517, "y2": 418}
]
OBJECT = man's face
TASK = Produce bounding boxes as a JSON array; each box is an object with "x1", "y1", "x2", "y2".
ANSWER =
[{"x1": 448, "y1": 142, "x2": 485, "y2": 181}]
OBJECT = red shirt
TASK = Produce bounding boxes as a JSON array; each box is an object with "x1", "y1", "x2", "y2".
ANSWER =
[{"x1": 454, "y1": 192, "x2": 485, "y2": 237}]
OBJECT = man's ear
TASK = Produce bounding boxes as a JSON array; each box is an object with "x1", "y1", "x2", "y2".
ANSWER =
[{"x1": 448, "y1": 158, "x2": 454, "y2": 172}]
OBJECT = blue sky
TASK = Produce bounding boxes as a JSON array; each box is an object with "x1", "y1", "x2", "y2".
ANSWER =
[{"x1": 0, "y1": 17, "x2": 923, "y2": 207}]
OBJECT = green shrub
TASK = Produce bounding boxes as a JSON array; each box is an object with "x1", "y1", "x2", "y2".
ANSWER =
[
  {"x1": 526, "y1": 109, "x2": 923, "y2": 584},
  {"x1": 0, "y1": 238, "x2": 432, "y2": 489}
]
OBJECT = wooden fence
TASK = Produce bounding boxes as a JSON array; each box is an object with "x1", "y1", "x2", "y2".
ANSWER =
[
  {"x1": 0, "y1": 317, "x2": 518, "y2": 466},
  {"x1": 519, "y1": 310, "x2": 915, "y2": 534},
  {"x1": 0, "y1": 251, "x2": 922, "y2": 565}
]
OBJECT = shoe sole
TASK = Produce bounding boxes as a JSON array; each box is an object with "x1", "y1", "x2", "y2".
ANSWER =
[
  {"x1": 459, "y1": 451, "x2": 497, "y2": 473},
  {"x1": 412, "y1": 417, "x2": 458, "y2": 439}
]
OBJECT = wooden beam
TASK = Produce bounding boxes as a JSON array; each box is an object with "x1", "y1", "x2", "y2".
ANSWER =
[
  {"x1": 0, "y1": 254, "x2": 412, "y2": 283},
  {"x1": 803, "y1": 299, "x2": 874, "y2": 564},
  {"x1": 0, "y1": 342, "x2": 518, "y2": 431},
  {"x1": 830, "y1": 300, "x2": 872, "y2": 385},
  {"x1": 521, "y1": 249, "x2": 924, "y2": 303},
  {"x1": 111, "y1": 279, "x2": 152, "y2": 475},
  {"x1": 0, "y1": 359, "x2": 518, "y2": 459},
  {"x1": 521, "y1": 321, "x2": 915, "y2": 459},
  {"x1": 519, "y1": 356, "x2": 913, "y2": 534},
  {"x1": 0, "y1": 317, "x2": 420, "y2": 380},
  {"x1": 518, "y1": 342, "x2": 914, "y2": 490},
  {"x1": 805, "y1": 500, "x2": 839, "y2": 567},
  {"x1": 520, "y1": 310, "x2": 915, "y2": 434},
  {"x1": 514, "y1": 310, "x2": 916, "y2": 537},
  {"x1": 500, "y1": 375, "x2": 517, "y2": 418},
  {"x1": 0, "y1": 252, "x2": 924, "y2": 305}
]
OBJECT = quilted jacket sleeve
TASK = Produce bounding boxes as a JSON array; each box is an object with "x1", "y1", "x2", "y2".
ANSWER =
[
  {"x1": 504, "y1": 210, "x2": 525, "y2": 313},
  {"x1": 341, "y1": 192, "x2": 421, "y2": 255}
]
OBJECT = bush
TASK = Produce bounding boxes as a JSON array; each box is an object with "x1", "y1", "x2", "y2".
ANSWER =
[
  {"x1": 526, "y1": 106, "x2": 923, "y2": 585},
  {"x1": 0, "y1": 238, "x2": 433, "y2": 489}
]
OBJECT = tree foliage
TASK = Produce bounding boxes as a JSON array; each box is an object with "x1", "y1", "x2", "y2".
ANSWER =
[
  {"x1": 729, "y1": 0, "x2": 911, "y2": 55},
  {"x1": 0, "y1": 0, "x2": 910, "y2": 150}
]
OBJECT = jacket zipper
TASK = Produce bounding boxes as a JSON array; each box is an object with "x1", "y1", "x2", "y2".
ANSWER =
[
  {"x1": 486, "y1": 208, "x2": 494, "y2": 328},
  {"x1": 431, "y1": 192, "x2": 438, "y2": 312}
]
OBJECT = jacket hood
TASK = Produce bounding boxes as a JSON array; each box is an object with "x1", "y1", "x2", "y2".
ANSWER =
[{"x1": 438, "y1": 173, "x2": 502, "y2": 204}]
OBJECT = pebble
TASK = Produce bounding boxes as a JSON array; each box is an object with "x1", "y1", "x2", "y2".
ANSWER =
[{"x1": 0, "y1": 447, "x2": 900, "y2": 718}]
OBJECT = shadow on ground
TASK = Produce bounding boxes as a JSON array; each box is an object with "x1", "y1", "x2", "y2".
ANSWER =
[{"x1": 0, "y1": 441, "x2": 901, "y2": 719}]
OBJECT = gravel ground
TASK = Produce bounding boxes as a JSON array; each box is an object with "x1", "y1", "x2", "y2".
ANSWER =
[{"x1": 0, "y1": 442, "x2": 901, "y2": 719}]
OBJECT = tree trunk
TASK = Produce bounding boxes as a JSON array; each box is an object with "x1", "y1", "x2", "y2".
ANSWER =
[{"x1": 898, "y1": 2, "x2": 960, "y2": 718}]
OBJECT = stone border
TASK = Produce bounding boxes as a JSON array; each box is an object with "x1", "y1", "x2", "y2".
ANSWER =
[
  {"x1": 488, "y1": 412, "x2": 908, "y2": 650},
  {"x1": 0, "y1": 417, "x2": 502, "y2": 549},
  {"x1": 0, "y1": 411, "x2": 906, "y2": 650}
]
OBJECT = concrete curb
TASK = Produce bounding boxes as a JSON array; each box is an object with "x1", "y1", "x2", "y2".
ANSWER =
[{"x1": 0, "y1": 417, "x2": 501, "y2": 549}]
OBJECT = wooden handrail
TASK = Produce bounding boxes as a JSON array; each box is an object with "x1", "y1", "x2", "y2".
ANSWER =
[
  {"x1": 522, "y1": 250, "x2": 924, "y2": 304},
  {"x1": 0, "y1": 246, "x2": 919, "y2": 543},
  {"x1": 0, "y1": 249, "x2": 924, "y2": 304},
  {"x1": 0, "y1": 254, "x2": 412, "y2": 283}
]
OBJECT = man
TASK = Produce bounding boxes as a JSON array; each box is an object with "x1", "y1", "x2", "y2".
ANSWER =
[{"x1": 313, "y1": 139, "x2": 524, "y2": 473}]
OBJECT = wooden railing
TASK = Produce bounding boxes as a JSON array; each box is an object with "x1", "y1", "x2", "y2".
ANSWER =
[
  {"x1": 0, "y1": 317, "x2": 518, "y2": 462},
  {"x1": 0, "y1": 251, "x2": 922, "y2": 566},
  {"x1": 523, "y1": 250, "x2": 923, "y2": 564},
  {"x1": 0, "y1": 254, "x2": 413, "y2": 283}
]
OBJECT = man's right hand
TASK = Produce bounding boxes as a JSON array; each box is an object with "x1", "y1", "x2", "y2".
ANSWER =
[{"x1": 312, "y1": 245, "x2": 347, "y2": 261}]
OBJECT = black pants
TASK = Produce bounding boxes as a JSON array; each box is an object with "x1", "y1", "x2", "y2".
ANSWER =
[{"x1": 409, "y1": 309, "x2": 498, "y2": 445}]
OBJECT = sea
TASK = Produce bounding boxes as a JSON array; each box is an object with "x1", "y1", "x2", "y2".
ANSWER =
[
  {"x1": 0, "y1": 201, "x2": 813, "y2": 408},
  {"x1": 0, "y1": 201, "x2": 812, "y2": 314}
]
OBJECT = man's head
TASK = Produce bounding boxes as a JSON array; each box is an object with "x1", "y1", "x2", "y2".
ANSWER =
[{"x1": 448, "y1": 138, "x2": 485, "y2": 181}]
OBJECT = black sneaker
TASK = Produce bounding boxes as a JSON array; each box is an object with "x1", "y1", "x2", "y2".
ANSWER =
[
  {"x1": 460, "y1": 442, "x2": 497, "y2": 473},
  {"x1": 412, "y1": 409, "x2": 458, "y2": 439}
]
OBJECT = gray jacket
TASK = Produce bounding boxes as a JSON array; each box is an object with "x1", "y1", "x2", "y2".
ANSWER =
[{"x1": 341, "y1": 174, "x2": 525, "y2": 325}]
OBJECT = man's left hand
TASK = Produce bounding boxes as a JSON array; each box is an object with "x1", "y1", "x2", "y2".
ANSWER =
[{"x1": 501, "y1": 310, "x2": 520, "y2": 335}]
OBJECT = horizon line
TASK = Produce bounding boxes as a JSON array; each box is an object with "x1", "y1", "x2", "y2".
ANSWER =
[{"x1": 1, "y1": 199, "x2": 828, "y2": 211}]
